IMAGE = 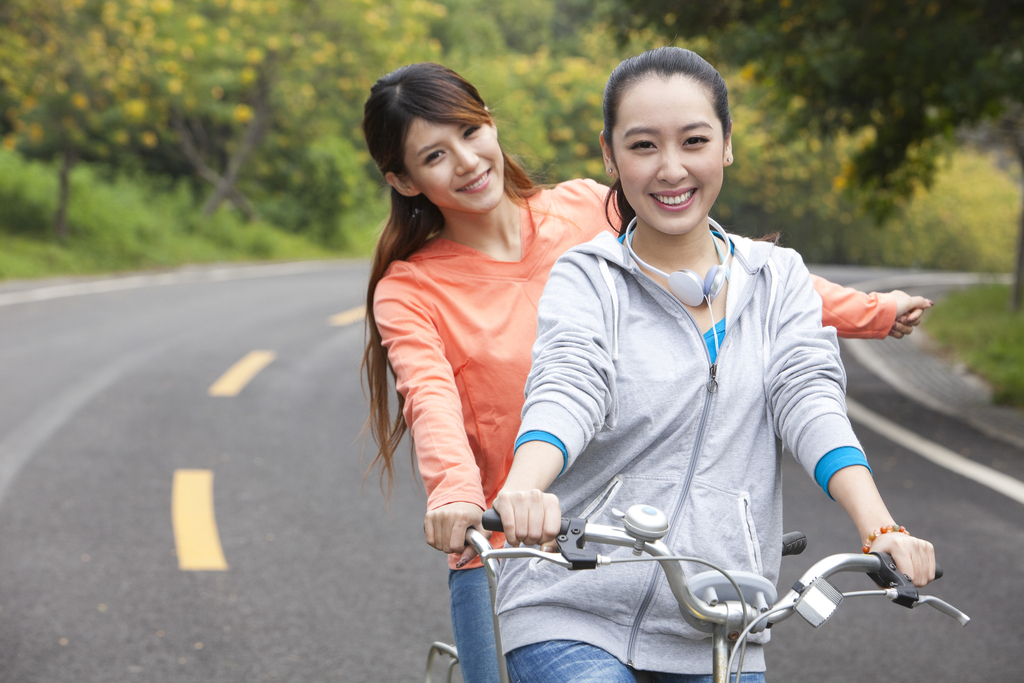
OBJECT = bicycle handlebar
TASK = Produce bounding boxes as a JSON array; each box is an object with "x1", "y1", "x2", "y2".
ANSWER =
[{"x1": 477, "y1": 505, "x2": 962, "y2": 630}]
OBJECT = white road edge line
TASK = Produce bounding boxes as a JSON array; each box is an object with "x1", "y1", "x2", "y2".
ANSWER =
[
  {"x1": 0, "y1": 261, "x2": 348, "y2": 308},
  {"x1": 846, "y1": 397, "x2": 1024, "y2": 506}
]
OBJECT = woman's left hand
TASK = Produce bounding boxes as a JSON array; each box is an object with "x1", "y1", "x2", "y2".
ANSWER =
[
  {"x1": 887, "y1": 291, "x2": 933, "y2": 339},
  {"x1": 868, "y1": 531, "x2": 936, "y2": 587}
]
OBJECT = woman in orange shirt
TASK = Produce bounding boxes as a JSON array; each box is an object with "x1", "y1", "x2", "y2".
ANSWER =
[{"x1": 361, "y1": 62, "x2": 930, "y2": 683}]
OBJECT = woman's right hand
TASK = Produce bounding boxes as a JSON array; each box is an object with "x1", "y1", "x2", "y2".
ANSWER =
[
  {"x1": 423, "y1": 502, "x2": 484, "y2": 555},
  {"x1": 491, "y1": 488, "x2": 563, "y2": 550}
]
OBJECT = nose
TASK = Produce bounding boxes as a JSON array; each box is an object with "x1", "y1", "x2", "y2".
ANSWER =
[
  {"x1": 657, "y1": 147, "x2": 688, "y2": 185},
  {"x1": 452, "y1": 141, "x2": 479, "y2": 176}
]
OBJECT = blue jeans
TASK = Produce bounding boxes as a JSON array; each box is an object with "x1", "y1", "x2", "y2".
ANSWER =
[
  {"x1": 449, "y1": 567, "x2": 500, "y2": 683},
  {"x1": 506, "y1": 640, "x2": 766, "y2": 683}
]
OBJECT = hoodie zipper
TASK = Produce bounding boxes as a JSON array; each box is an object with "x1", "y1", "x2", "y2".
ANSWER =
[{"x1": 624, "y1": 260, "x2": 762, "y2": 667}]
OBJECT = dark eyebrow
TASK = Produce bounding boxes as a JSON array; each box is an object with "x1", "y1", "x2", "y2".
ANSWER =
[
  {"x1": 415, "y1": 141, "x2": 440, "y2": 158},
  {"x1": 622, "y1": 121, "x2": 714, "y2": 138}
]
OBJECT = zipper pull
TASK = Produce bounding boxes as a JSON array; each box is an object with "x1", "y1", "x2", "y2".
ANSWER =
[{"x1": 706, "y1": 363, "x2": 718, "y2": 394}]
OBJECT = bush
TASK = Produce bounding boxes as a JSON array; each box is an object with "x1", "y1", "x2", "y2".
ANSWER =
[
  {"x1": 925, "y1": 285, "x2": 1024, "y2": 407},
  {"x1": 0, "y1": 149, "x2": 345, "y2": 280}
]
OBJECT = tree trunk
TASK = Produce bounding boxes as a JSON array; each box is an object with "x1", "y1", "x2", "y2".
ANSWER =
[
  {"x1": 203, "y1": 61, "x2": 274, "y2": 218},
  {"x1": 1005, "y1": 110, "x2": 1024, "y2": 311},
  {"x1": 54, "y1": 147, "x2": 77, "y2": 240},
  {"x1": 1011, "y1": 185, "x2": 1024, "y2": 311},
  {"x1": 171, "y1": 110, "x2": 259, "y2": 221}
]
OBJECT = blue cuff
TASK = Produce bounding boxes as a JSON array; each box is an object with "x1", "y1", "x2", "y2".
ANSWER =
[
  {"x1": 515, "y1": 430, "x2": 568, "y2": 476},
  {"x1": 815, "y1": 447, "x2": 871, "y2": 499}
]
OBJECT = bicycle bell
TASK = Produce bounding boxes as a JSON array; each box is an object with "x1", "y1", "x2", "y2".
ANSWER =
[{"x1": 622, "y1": 504, "x2": 670, "y2": 555}]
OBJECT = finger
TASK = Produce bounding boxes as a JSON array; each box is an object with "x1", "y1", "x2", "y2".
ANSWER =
[
  {"x1": 907, "y1": 295, "x2": 932, "y2": 311},
  {"x1": 492, "y1": 496, "x2": 520, "y2": 547},
  {"x1": 455, "y1": 544, "x2": 478, "y2": 569},
  {"x1": 447, "y1": 520, "x2": 468, "y2": 555},
  {"x1": 903, "y1": 308, "x2": 925, "y2": 324},
  {"x1": 515, "y1": 490, "x2": 542, "y2": 546},
  {"x1": 542, "y1": 495, "x2": 563, "y2": 545},
  {"x1": 424, "y1": 514, "x2": 437, "y2": 549},
  {"x1": 888, "y1": 327, "x2": 905, "y2": 339}
]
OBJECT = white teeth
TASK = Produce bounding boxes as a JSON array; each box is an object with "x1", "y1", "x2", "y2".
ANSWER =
[
  {"x1": 459, "y1": 171, "x2": 488, "y2": 191},
  {"x1": 654, "y1": 188, "x2": 695, "y2": 205}
]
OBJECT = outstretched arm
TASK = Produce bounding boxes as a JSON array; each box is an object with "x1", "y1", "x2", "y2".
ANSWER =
[{"x1": 810, "y1": 275, "x2": 933, "y2": 340}]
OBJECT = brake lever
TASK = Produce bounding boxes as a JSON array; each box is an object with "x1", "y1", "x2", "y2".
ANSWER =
[
  {"x1": 555, "y1": 517, "x2": 598, "y2": 570},
  {"x1": 867, "y1": 551, "x2": 918, "y2": 608}
]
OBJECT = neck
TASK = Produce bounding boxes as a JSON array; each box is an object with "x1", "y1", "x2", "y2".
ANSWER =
[
  {"x1": 630, "y1": 216, "x2": 719, "y2": 274},
  {"x1": 438, "y1": 194, "x2": 522, "y2": 262}
]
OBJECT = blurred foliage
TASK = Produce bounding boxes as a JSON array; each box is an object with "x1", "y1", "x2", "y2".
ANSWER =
[
  {"x1": 0, "y1": 0, "x2": 443, "y2": 242},
  {"x1": 0, "y1": 147, "x2": 335, "y2": 279},
  {"x1": 0, "y1": 0, "x2": 1021, "y2": 280},
  {"x1": 719, "y1": 70, "x2": 1021, "y2": 270},
  {"x1": 925, "y1": 285, "x2": 1024, "y2": 407}
]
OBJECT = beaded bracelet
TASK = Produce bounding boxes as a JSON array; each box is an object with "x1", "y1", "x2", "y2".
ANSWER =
[{"x1": 861, "y1": 524, "x2": 908, "y2": 554}]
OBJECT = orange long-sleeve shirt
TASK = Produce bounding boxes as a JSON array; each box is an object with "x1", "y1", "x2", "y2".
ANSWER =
[
  {"x1": 374, "y1": 179, "x2": 898, "y2": 569},
  {"x1": 374, "y1": 179, "x2": 610, "y2": 567},
  {"x1": 810, "y1": 274, "x2": 897, "y2": 339}
]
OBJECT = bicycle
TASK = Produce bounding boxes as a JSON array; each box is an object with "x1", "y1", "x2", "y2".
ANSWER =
[{"x1": 425, "y1": 503, "x2": 968, "y2": 683}]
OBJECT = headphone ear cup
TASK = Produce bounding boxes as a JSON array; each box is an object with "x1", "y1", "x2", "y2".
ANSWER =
[
  {"x1": 668, "y1": 270, "x2": 708, "y2": 307},
  {"x1": 705, "y1": 266, "x2": 727, "y2": 301}
]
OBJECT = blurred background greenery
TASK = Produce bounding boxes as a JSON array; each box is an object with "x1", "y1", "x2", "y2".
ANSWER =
[{"x1": 0, "y1": 0, "x2": 1021, "y2": 282}]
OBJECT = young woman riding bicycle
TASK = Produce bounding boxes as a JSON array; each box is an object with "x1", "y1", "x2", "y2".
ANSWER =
[{"x1": 490, "y1": 47, "x2": 935, "y2": 682}]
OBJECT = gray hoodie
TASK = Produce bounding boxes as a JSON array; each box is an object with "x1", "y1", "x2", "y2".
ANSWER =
[{"x1": 495, "y1": 228, "x2": 863, "y2": 674}]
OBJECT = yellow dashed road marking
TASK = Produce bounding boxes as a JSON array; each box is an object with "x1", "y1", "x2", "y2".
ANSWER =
[
  {"x1": 328, "y1": 305, "x2": 365, "y2": 327},
  {"x1": 172, "y1": 470, "x2": 228, "y2": 571},
  {"x1": 208, "y1": 350, "x2": 276, "y2": 397}
]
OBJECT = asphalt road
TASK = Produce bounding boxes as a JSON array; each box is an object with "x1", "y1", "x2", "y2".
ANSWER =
[{"x1": 0, "y1": 262, "x2": 1020, "y2": 682}]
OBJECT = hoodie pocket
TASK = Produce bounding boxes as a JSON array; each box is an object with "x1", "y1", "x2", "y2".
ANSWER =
[{"x1": 674, "y1": 477, "x2": 764, "y2": 576}]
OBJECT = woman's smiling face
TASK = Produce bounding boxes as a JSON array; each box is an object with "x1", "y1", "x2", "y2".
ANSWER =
[
  {"x1": 602, "y1": 74, "x2": 732, "y2": 239},
  {"x1": 386, "y1": 117, "x2": 506, "y2": 218}
]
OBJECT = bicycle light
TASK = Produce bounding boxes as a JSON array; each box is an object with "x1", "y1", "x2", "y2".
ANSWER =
[{"x1": 794, "y1": 577, "x2": 843, "y2": 628}]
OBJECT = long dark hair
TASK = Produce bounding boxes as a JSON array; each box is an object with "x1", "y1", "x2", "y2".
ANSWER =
[
  {"x1": 361, "y1": 62, "x2": 537, "y2": 494},
  {"x1": 602, "y1": 47, "x2": 732, "y2": 233}
]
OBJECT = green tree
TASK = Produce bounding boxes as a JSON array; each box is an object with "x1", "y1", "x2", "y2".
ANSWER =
[
  {"x1": 134, "y1": 0, "x2": 444, "y2": 229},
  {"x1": 613, "y1": 0, "x2": 1024, "y2": 308},
  {"x1": 0, "y1": 0, "x2": 152, "y2": 238}
]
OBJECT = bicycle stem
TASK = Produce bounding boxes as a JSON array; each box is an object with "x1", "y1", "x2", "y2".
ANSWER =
[{"x1": 582, "y1": 525, "x2": 763, "y2": 634}]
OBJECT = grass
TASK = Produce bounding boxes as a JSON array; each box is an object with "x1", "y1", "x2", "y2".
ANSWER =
[
  {"x1": 924, "y1": 284, "x2": 1024, "y2": 407},
  {"x1": 0, "y1": 149, "x2": 386, "y2": 282}
]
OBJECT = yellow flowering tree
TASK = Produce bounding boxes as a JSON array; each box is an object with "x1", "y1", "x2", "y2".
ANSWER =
[
  {"x1": 0, "y1": 0, "x2": 156, "y2": 238},
  {"x1": 132, "y1": 0, "x2": 445, "y2": 226}
]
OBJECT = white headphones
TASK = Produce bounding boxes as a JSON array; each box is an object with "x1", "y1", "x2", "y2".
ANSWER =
[{"x1": 623, "y1": 217, "x2": 731, "y2": 308}]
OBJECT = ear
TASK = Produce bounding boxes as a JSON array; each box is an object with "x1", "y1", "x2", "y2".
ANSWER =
[
  {"x1": 599, "y1": 132, "x2": 617, "y2": 179},
  {"x1": 723, "y1": 122, "x2": 734, "y2": 167},
  {"x1": 385, "y1": 171, "x2": 421, "y2": 198}
]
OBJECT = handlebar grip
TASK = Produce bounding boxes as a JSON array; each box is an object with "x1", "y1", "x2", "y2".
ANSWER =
[
  {"x1": 781, "y1": 531, "x2": 807, "y2": 557},
  {"x1": 935, "y1": 563, "x2": 943, "y2": 580},
  {"x1": 481, "y1": 508, "x2": 504, "y2": 532},
  {"x1": 480, "y1": 509, "x2": 571, "y2": 536}
]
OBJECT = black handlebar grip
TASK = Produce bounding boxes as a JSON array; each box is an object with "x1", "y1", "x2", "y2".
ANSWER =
[
  {"x1": 480, "y1": 509, "x2": 571, "y2": 536},
  {"x1": 481, "y1": 508, "x2": 504, "y2": 532},
  {"x1": 781, "y1": 532, "x2": 807, "y2": 557},
  {"x1": 934, "y1": 563, "x2": 943, "y2": 580}
]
